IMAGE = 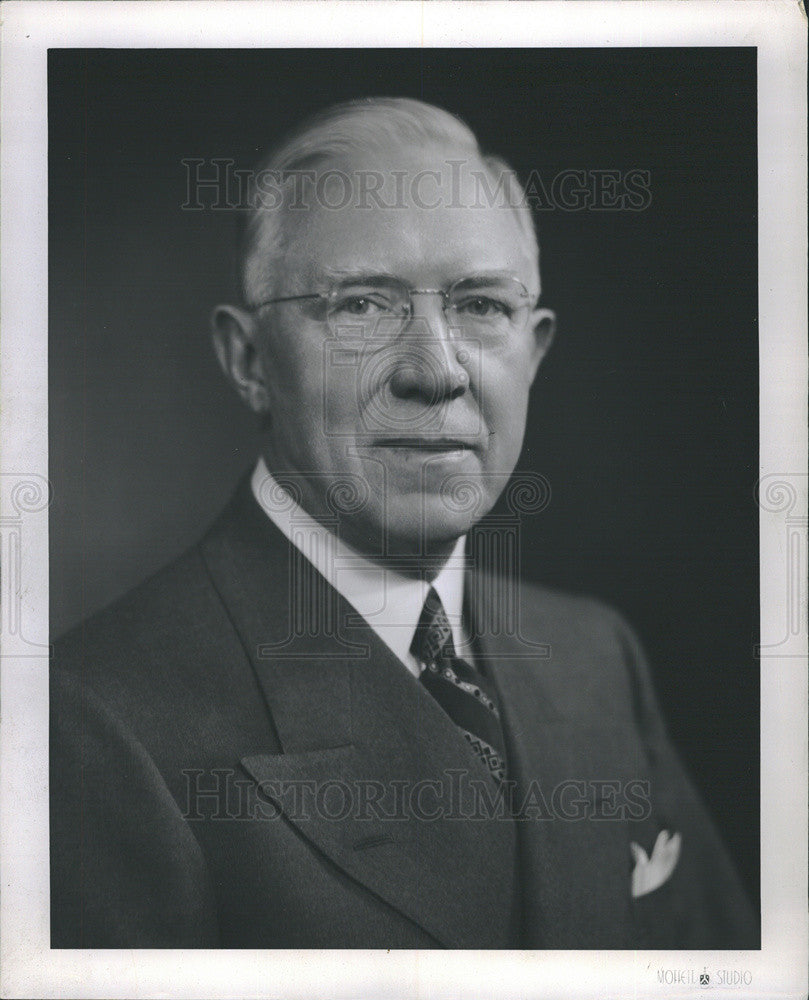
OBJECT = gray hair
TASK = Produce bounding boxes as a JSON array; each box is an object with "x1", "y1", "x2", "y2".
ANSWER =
[{"x1": 239, "y1": 97, "x2": 540, "y2": 306}]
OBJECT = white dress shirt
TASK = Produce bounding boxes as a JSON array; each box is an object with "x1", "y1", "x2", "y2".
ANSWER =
[{"x1": 251, "y1": 457, "x2": 471, "y2": 678}]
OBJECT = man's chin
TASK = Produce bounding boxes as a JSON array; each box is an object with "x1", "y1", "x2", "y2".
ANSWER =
[{"x1": 376, "y1": 493, "x2": 488, "y2": 557}]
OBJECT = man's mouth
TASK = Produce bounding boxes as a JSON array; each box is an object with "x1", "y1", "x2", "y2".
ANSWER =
[{"x1": 371, "y1": 437, "x2": 476, "y2": 452}]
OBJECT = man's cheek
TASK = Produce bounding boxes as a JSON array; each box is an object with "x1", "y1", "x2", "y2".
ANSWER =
[
  {"x1": 486, "y1": 409, "x2": 530, "y2": 476},
  {"x1": 319, "y1": 359, "x2": 366, "y2": 437}
]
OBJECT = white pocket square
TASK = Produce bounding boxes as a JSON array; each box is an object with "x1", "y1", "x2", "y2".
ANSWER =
[{"x1": 630, "y1": 829, "x2": 682, "y2": 898}]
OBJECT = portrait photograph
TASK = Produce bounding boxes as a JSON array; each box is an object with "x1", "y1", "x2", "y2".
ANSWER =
[{"x1": 1, "y1": 3, "x2": 806, "y2": 999}]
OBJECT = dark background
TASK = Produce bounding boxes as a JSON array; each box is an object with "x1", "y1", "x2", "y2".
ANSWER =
[{"x1": 49, "y1": 48, "x2": 759, "y2": 905}]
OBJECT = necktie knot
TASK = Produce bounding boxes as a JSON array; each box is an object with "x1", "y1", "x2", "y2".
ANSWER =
[{"x1": 411, "y1": 586, "x2": 456, "y2": 666}]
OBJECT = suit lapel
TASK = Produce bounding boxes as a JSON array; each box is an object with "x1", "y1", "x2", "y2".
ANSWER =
[
  {"x1": 470, "y1": 564, "x2": 636, "y2": 949},
  {"x1": 200, "y1": 480, "x2": 516, "y2": 949}
]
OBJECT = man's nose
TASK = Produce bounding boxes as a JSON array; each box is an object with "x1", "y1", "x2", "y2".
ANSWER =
[{"x1": 388, "y1": 295, "x2": 469, "y2": 402}]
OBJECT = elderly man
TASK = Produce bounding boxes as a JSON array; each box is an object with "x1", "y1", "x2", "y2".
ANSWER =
[{"x1": 51, "y1": 97, "x2": 757, "y2": 949}]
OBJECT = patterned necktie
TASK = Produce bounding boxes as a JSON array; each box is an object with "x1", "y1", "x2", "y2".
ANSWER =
[{"x1": 411, "y1": 587, "x2": 507, "y2": 784}]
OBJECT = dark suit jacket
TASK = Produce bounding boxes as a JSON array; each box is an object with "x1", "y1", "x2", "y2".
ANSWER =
[{"x1": 50, "y1": 477, "x2": 758, "y2": 949}]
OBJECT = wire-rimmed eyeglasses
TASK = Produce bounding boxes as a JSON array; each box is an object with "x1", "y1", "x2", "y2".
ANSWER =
[{"x1": 250, "y1": 274, "x2": 536, "y2": 338}]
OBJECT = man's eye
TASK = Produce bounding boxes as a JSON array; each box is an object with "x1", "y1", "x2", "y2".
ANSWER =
[
  {"x1": 457, "y1": 296, "x2": 509, "y2": 318},
  {"x1": 335, "y1": 295, "x2": 391, "y2": 316}
]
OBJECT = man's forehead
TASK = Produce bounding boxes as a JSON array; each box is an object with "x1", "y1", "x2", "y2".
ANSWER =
[
  {"x1": 284, "y1": 211, "x2": 533, "y2": 290},
  {"x1": 273, "y1": 152, "x2": 535, "y2": 287}
]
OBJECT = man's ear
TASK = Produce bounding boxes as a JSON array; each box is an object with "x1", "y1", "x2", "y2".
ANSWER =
[
  {"x1": 527, "y1": 307, "x2": 556, "y2": 382},
  {"x1": 210, "y1": 304, "x2": 271, "y2": 415}
]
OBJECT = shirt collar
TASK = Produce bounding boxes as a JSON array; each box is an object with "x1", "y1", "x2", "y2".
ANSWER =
[{"x1": 250, "y1": 457, "x2": 467, "y2": 677}]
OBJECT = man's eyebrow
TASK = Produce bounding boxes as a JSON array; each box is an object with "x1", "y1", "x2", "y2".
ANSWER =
[
  {"x1": 317, "y1": 267, "x2": 527, "y2": 285},
  {"x1": 455, "y1": 269, "x2": 526, "y2": 283},
  {"x1": 318, "y1": 267, "x2": 399, "y2": 285}
]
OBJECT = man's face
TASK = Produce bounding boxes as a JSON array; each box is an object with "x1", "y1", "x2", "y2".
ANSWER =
[{"x1": 236, "y1": 148, "x2": 552, "y2": 557}]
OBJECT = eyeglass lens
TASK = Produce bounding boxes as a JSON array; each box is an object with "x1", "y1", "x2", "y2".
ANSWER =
[{"x1": 326, "y1": 276, "x2": 530, "y2": 337}]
